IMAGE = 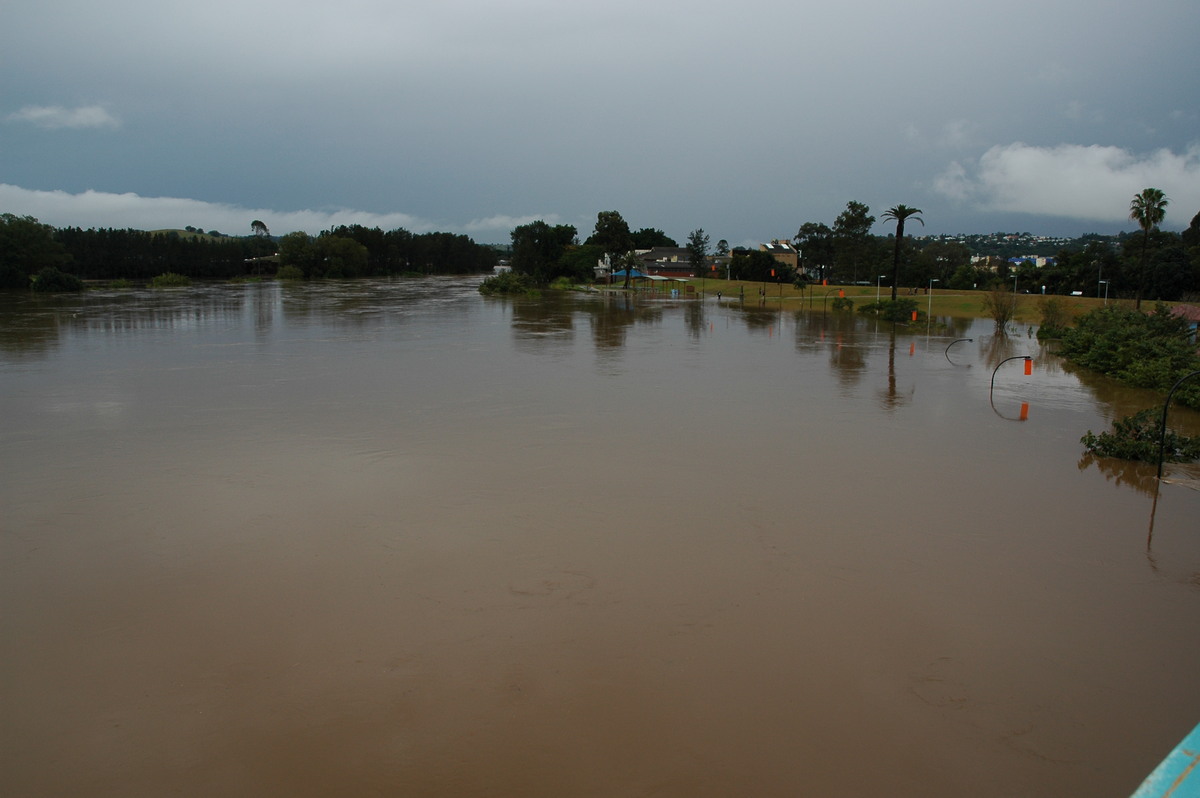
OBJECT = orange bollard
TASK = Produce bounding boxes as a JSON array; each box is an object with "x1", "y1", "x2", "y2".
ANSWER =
[
  {"x1": 1020, "y1": 402, "x2": 1029, "y2": 420},
  {"x1": 911, "y1": 310, "x2": 918, "y2": 321},
  {"x1": 1024, "y1": 358, "x2": 1032, "y2": 375}
]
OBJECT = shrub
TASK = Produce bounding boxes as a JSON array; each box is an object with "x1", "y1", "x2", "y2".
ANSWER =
[
  {"x1": 1081, "y1": 408, "x2": 1200, "y2": 463},
  {"x1": 479, "y1": 272, "x2": 538, "y2": 296},
  {"x1": 831, "y1": 296, "x2": 855, "y2": 312},
  {"x1": 151, "y1": 272, "x2": 191, "y2": 287},
  {"x1": 1059, "y1": 304, "x2": 1200, "y2": 407},
  {"x1": 275, "y1": 264, "x2": 304, "y2": 280},
  {"x1": 30, "y1": 267, "x2": 84, "y2": 292},
  {"x1": 857, "y1": 297, "x2": 918, "y2": 322},
  {"x1": 0, "y1": 263, "x2": 31, "y2": 290},
  {"x1": 1036, "y1": 297, "x2": 1070, "y2": 340}
]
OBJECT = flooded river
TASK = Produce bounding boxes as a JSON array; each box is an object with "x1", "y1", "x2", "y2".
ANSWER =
[{"x1": 2, "y1": 277, "x2": 1198, "y2": 797}]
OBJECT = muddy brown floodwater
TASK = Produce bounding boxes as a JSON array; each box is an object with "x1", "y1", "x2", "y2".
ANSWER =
[{"x1": 2, "y1": 277, "x2": 1199, "y2": 797}]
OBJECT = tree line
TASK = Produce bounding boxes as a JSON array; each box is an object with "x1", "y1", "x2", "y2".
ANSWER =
[
  {"x1": 276, "y1": 225, "x2": 497, "y2": 279},
  {"x1": 0, "y1": 214, "x2": 498, "y2": 287},
  {"x1": 504, "y1": 198, "x2": 1199, "y2": 303}
]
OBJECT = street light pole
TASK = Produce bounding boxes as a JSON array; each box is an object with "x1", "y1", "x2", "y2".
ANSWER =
[
  {"x1": 876, "y1": 274, "x2": 885, "y2": 303},
  {"x1": 927, "y1": 278, "x2": 939, "y2": 319}
]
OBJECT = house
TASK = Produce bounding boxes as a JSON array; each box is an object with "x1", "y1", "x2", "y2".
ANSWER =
[
  {"x1": 637, "y1": 247, "x2": 701, "y2": 278},
  {"x1": 1168, "y1": 304, "x2": 1200, "y2": 344},
  {"x1": 761, "y1": 240, "x2": 798, "y2": 271}
]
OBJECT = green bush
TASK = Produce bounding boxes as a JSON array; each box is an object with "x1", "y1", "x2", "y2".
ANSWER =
[
  {"x1": 275, "y1": 264, "x2": 304, "y2": 280},
  {"x1": 1059, "y1": 304, "x2": 1200, "y2": 407},
  {"x1": 30, "y1": 267, "x2": 84, "y2": 292},
  {"x1": 1081, "y1": 408, "x2": 1200, "y2": 463},
  {"x1": 0, "y1": 263, "x2": 31, "y2": 290},
  {"x1": 150, "y1": 272, "x2": 191, "y2": 288},
  {"x1": 857, "y1": 297, "x2": 919, "y2": 322},
  {"x1": 1036, "y1": 297, "x2": 1070, "y2": 340},
  {"x1": 830, "y1": 296, "x2": 855, "y2": 312},
  {"x1": 479, "y1": 271, "x2": 538, "y2": 296}
]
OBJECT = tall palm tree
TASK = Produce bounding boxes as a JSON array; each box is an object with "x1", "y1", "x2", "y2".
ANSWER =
[
  {"x1": 1129, "y1": 188, "x2": 1168, "y2": 309},
  {"x1": 881, "y1": 205, "x2": 923, "y2": 301}
]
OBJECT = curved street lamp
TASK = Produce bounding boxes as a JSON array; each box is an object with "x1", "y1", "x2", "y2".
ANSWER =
[
  {"x1": 945, "y1": 338, "x2": 973, "y2": 365},
  {"x1": 1157, "y1": 370, "x2": 1200, "y2": 479}
]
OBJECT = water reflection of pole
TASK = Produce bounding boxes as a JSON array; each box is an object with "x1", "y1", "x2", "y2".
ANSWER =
[
  {"x1": 1156, "y1": 369, "x2": 1200, "y2": 480},
  {"x1": 944, "y1": 337, "x2": 973, "y2": 365},
  {"x1": 926, "y1": 278, "x2": 939, "y2": 334}
]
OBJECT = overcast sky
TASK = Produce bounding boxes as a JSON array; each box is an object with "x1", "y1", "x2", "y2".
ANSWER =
[{"x1": 3, "y1": 0, "x2": 1198, "y2": 245}]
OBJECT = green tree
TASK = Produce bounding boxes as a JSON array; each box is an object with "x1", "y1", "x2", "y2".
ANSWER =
[
  {"x1": 793, "y1": 222, "x2": 833, "y2": 282},
  {"x1": 590, "y1": 211, "x2": 635, "y2": 288},
  {"x1": 729, "y1": 249, "x2": 785, "y2": 282},
  {"x1": 510, "y1": 220, "x2": 577, "y2": 284},
  {"x1": 251, "y1": 219, "x2": 269, "y2": 237},
  {"x1": 278, "y1": 231, "x2": 319, "y2": 278},
  {"x1": 715, "y1": 239, "x2": 729, "y2": 257},
  {"x1": 314, "y1": 234, "x2": 369, "y2": 278},
  {"x1": 831, "y1": 201, "x2": 875, "y2": 283},
  {"x1": 913, "y1": 240, "x2": 970, "y2": 287},
  {"x1": 1129, "y1": 187, "x2": 1168, "y2": 309},
  {"x1": 630, "y1": 228, "x2": 677, "y2": 248},
  {"x1": 881, "y1": 205, "x2": 923, "y2": 301},
  {"x1": 686, "y1": 228, "x2": 710, "y2": 278},
  {"x1": 0, "y1": 213, "x2": 72, "y2": 289}
]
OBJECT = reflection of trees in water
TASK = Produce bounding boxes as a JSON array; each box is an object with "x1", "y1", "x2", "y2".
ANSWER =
[
  {"x1": 683, "y1": 301, "x2": 706, "y2": 341},
  {"x1": 979, "y1": 334, "x2": 1023, "y2": 369},
  {"x1": 580, "y1": 293, "x2": 664, "y2": 352},
  {"x1": 828, "y1": 323, "x2": 867, "y2": 388},
  {"x1": 790, "y1": 310, "x2": 825, "y2": 355},
  {"x1": 511, "y1": 295, "x2": 576, "y2": 352},
  {"x1": 738, "y1": 305, "x2": 781, "y2": 334},
  {"x1": 940, "y1": 316, "x2": 974, "y2": 339},
  {"x1": 0, "y1": 295, "x2": 63, "y2": 358},
  {"x1": 1, "y1": 284, "x2": 273, "y2": 359},
  {"x1": 1077, "y1": 452, "x2": 1160, "y2": 497}
]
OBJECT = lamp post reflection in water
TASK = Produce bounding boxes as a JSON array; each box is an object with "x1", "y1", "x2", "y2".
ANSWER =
[{"x1": 989, "y1": 355, "x2": 1033, "y2": 421}]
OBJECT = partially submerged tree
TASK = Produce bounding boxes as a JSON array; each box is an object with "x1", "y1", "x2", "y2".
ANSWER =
[{"x1": 981, "y1": 286, "x2": 1019, "y2": 334}]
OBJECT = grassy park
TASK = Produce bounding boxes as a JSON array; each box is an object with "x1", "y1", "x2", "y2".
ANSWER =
[{"x1": 633, "y1": 278, "x2": 1156, "y2": 325}]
